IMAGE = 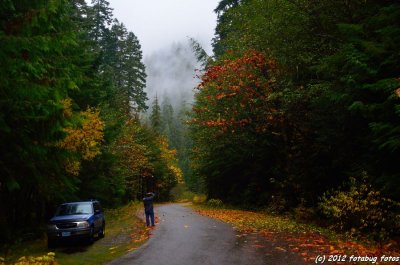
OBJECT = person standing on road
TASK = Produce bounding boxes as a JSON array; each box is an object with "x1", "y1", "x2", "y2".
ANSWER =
[{"x1": 143, "y1": 192, "x2": 155, "y2": 227}]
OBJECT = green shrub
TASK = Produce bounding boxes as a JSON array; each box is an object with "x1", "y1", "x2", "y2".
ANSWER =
[
  {"x1": 267, "y1": 194, "x2": 288, "y2": 214},
  {"x1": 193, "y1": 194, "x2": 207, "y2": 204},
  {"x1": 319, "y1": 175, "x2": 400, "y2": 240},
  {"x1": 293, "y1": 205, "x2": 317, "y2": 222},
  {"x1": 207, "y1": 199, "x2": 224, "y2": 208}
]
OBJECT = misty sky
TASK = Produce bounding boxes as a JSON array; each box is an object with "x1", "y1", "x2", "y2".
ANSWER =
[
  {"x1": 106, "y1": 0, "x2": 220, "y2": 110},
  {"x1": 108, "y1": 0, "x2": 219, "y2": 58}
]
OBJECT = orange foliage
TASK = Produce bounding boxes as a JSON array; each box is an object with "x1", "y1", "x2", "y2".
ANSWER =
[
  {"x1": 57, "y1": 107, "x2": 104, "y2": 175},
  {"x1": 158, "y1": 136, "x2": 183, "y2": 183},
  {"x1": 192, "y1": 50, "x2": 283, "y2": 135},
  {"x1": 113, "y1": 120, "x2": 151, "y2": 176}
]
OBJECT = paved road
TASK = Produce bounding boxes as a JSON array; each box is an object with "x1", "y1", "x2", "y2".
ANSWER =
[{"x1": 108, "y1": 204, "x2": 305, "y2": 265}]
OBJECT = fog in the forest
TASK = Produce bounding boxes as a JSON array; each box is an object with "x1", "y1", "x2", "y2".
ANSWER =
[{"x1": 144, "y1": 41, "x2": 201, "y2": 110}]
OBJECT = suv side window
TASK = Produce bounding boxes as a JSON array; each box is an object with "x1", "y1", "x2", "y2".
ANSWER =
[{"x1": 93, "y1": 202, "x2": 102, "y2": 214}]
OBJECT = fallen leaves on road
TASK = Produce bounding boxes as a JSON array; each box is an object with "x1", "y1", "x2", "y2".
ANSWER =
[
  {"x1": 131, "y1": 226, "x2": 150, "y2": 244},
  {"x1": 195, "y1": 207, "x2": 400, "y2": 264},
  {"x1": 275, "y1": 247, "x2": 287, "y2": 252}
]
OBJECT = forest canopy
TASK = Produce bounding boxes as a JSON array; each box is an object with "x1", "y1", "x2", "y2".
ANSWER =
[
  {"x1": 189, "y1": 0, "x2": 400, "y2": 240},
  {"x1": 0, "y1": 0, "x2": 179, "y2": 242}
]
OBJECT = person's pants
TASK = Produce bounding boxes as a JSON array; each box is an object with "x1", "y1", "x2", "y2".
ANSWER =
[{"x1": 145, "y1": 211, "x2": 155, "y2": 226}]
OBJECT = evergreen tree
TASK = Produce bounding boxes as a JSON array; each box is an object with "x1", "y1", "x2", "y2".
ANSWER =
[
  {"x1": 161, "y1": 98, "x2": 178, "y2": 148},
  {"x1": 150, "y1": 96, "x2": 162, "y2": 133},
  {"x1": 212, "y1": 0, "x2": 241, "y2": 56},
  {"x1": 89, "y1": 0, "x2": 113, "y2": 43},
  {"x1": 123, "y1": 32, "x2": 148, "y2": 112},
  {"x1": 0, "y1": 0, "x2": 86, "y2": 239},
  {"x1": 91, "y1": 18, "x2": 148, "y2": 113}
]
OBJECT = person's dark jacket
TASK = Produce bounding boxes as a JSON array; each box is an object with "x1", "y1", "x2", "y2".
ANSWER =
[{"x1": 143, "y1": 193, "x2": 155, "y2": 213}]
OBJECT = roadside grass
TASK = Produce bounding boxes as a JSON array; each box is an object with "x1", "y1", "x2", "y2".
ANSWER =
[
  {"x1": 191, "y1": 204, "x2": 400, "y2": 264},
  {"x1": 1, "y1": 202, "x2": 149, "y2": 265}
]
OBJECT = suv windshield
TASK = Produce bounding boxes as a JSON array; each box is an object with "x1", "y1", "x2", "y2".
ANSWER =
[{"x1": 55, "y1": 202, "x2": 93, "y2": 216}]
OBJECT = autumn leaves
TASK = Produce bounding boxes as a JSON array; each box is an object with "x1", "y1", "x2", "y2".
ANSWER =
[
  {"x1": 57, "y1": 102, "x2": 104, "y2": 176},
  {"x1": 192, "y1": 50, "x2": 281, "y2": 135}
]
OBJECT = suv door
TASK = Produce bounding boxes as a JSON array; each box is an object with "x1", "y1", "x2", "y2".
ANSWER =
[{"x1": 93, "y1": 202, "x2": 103, "y2": 232}]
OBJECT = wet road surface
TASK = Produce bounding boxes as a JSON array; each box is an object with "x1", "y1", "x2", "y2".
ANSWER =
[{"x1": 108, "y1": 204, "x2": 305, "y2": 265}]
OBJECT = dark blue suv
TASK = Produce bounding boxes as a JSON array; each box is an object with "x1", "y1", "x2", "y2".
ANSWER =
[{"x1": 47, "y1": 200, "x2": 105, "y2": 247}]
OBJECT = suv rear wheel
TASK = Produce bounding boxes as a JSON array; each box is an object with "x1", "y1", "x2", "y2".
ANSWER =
[{"x1": 98, "y1": 222, "x2": 105, "y2": 238}]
